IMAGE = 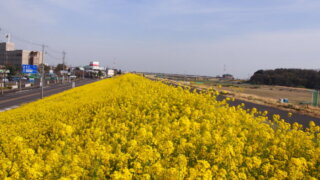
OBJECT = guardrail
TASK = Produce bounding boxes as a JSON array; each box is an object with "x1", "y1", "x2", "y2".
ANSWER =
[{"x1": 0, "y1": 78, "x2": 93, "y2": 96}]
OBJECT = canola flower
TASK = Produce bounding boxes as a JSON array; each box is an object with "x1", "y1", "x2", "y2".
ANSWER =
[{"x1": 0, "y1": 74, "x2": 319, "y2": 179}]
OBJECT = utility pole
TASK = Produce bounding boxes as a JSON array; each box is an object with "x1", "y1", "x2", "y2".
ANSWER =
[
  {"x1": 4, "y1": 34, "x2": 9, "y2": 93},
  {"x1": 0, "y1": 71, "x2": 3, "y2": 95},
  {"x1": 0, "y1": 28, "x2": 2, "y2": 95},
  {"x1": 62, "y1": 51, "x2": 66, "y2": 84},
  {"x1": 0, "y1": 67, "x2": 3, "y2": 95},
  {"x1": 40, "y1": 44, "x2": 47, "y2": 99}
]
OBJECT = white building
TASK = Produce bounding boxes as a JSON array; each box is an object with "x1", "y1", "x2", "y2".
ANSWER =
[
  {"x1": 107, "y1": 69, "x2": 115, "y2": 77},
  {"x1": 84, "y1": 61, "x2": 105, "y2": 71}
]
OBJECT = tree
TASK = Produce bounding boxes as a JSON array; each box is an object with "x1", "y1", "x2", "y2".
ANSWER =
[
  {"x1": 38, "y1": 64, "x2": 51, "y2": 74},
  {"x1": 249, "y1": 68, "x2": 320, "y2": 89},
  {"x1": 44, "y1": 64, "x2": 51, "y2": 73},
  {"x1": 54, "y1": 64, "x2": 67, "y2": 74},
  {"x1": 97, "y1": 70, "x2": 103, "y2": 77},
  {"x1": 5, "y1": 65, "x2": 22, "y2": 76}
]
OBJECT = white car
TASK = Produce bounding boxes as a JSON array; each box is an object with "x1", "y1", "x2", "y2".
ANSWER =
[{"x1": 2, "y1": 78, "x2": 9, "y2": 83}]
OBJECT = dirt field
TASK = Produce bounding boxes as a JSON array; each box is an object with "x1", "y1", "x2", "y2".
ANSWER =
[{"x1": 189, "y1": 81, "x2": 320, "y2": 118}]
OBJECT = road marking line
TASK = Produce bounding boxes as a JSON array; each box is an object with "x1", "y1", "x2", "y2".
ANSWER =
[
  {"x1": 0, "y1": 80, "x2": 96, "y2": 105},
  {"x1": 0, "y1": 105, "x2": 19, "y2": 112},
  {"x1": 15, "y1": 89, "x2": 33, "y2": 94}
]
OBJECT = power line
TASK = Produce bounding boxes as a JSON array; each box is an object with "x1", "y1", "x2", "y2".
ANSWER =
[
  {"x1": 0, "y1": 26, "x2": 42, "y2": 47},
  {"x1": 11, "y1": 36, "x2": 63, "y2": 56},
  {"x1": 0, "y1": 26, "x2": 64, "y2": 53},
  {"x1": 46, "y1": 52, "x2": 61, "y2": 60},
  {"x1": 11, "y1": 35, "x2": 43, "y2": 47},
  {"x1": 47, "y1": 46, "x2": 62, "y2": 54},
  {"x1": 0, "y1": 26, "x2": 66, "y2": 66}
]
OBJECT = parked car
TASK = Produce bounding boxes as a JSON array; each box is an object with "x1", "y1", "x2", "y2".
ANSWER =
[{"x1": 1, "y1": 78, "x2": 9, "y2": 83}]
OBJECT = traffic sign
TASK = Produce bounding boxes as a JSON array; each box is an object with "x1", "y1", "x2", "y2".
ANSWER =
[{"x1": 22, "y1": 65, "x2": 38, "y2": 74}]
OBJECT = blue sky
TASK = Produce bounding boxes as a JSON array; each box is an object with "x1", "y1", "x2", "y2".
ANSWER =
[{"x1": 1, "y1": 0, "x2": 320, "y2": 78}]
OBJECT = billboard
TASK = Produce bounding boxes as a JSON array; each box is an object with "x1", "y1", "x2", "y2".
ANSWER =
[{"x1": 22, "y1": 64, "x2": 38, "y2": 74}]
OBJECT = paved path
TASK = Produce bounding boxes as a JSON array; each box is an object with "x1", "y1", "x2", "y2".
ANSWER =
[
  {"x1": 216, "y1": 96, "x2": 320, "y2": 127},
  {"x1": 165, "y1": 81, "x2": 320, "y2": 127}
]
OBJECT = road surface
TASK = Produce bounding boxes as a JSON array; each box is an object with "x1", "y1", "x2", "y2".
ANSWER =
[
  {"x1": 216, "y1": 96, "x2": 320, "y2": 127},
  {"x1": 0, "y1": 79, "x2": 98, "y2": 112},
  {"x1": 166, "y1": 81, "x2": 320, "y2": 127}
]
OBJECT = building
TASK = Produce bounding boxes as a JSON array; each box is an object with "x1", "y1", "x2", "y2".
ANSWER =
[
  {"x1": 0, "y1": 41, "x2": 43, "y2": 66},
  {"x1": 106, "y1": 69, "x2": 115, "y2": 77},
  {"x1": 89, "y1": 61, "x2": 105, "y2": 70},
  {"x1": 84, "y1": 61, "x2": 105, "y2": 71},
  {"x1": 89, "y1": 61, "x2": 99, "y2": 70}
]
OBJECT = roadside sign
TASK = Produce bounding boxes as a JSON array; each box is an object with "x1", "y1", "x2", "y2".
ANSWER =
[
  {"x1": 312, "y1": 90, "x2": 319, "y2": 107},
  {"x1": 22, "y1": 65, "x2": 38, "y2": 74}
]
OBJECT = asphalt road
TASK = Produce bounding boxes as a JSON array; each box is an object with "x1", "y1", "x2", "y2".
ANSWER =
[
  {"x1": 165, "y1": 82, "x2": 320, "y2": 128},
  {"x1": 216, "y1": 96, "x2": 320, "y2": 127},
  {"x1": 0, "y1": 79, "x2": 98, "y2": 112}
]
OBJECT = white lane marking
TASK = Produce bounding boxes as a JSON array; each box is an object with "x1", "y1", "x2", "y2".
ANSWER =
[
  {"x1": 0, "y1": 105, "x2": 19, "y2": 112},
  {"x1": 15, "y1": 89, "x2": 33, "y2": 94}
]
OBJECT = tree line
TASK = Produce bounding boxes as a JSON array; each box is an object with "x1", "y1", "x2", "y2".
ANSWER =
[{"x1": 249, "y1": 68, "x2": 320, "y2": 89}]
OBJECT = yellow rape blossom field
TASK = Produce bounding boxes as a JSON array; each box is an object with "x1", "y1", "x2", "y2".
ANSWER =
[{"x1": 0, "y1": 74, "x2": 319, "y2": 179}]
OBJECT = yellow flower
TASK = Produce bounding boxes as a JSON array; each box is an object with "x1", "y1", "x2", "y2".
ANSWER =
[{"x1": 0, "y1": 74, "x2": 318, "y2": 179}]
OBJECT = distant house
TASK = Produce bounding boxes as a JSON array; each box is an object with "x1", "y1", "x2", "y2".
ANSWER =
[{"x1": 222, "y1": 74, "x2": 234, "y2": 80}]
